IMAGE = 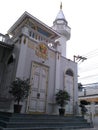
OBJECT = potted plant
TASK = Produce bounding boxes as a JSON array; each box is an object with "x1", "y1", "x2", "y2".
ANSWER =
[
  {"x1": 55, "y1": 90, "x2": 70, "y2": 116},
  {"x1": 79, "y1": 100, "x2": 89, "y2": 117},
  {"x1": 9, "y1": 78, "x2": 30, "y2": 113}
]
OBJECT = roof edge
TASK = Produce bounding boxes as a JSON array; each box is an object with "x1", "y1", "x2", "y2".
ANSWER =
[{"x1": 7, "y1": 11, "x2": 60, "y2": 39}]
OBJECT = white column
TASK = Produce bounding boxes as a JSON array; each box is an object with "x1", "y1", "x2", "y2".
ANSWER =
[
  {"x1": 16, "y1": 36, "x2": 28, "y2": 79},
  {"x1": 55, "y1": 52, "x2": 61, "y2": 92}
]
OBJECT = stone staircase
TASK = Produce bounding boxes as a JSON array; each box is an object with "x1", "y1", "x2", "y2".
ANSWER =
[
  {"x1": 0, "y1": 98, "x2": 11, "y2": 111},
  {"x1": 0, "y1": 111, "x2": 92, "y2": 130}
]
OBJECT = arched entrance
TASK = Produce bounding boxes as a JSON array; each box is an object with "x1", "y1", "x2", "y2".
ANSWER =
[{"x1": 64, "y1": 69, "x2": 74, "y2": 114}]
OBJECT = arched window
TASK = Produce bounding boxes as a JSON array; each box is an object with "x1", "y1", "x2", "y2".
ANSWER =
[{"x1": 66, "y1": 69, "x2": 73, "y2": 77}]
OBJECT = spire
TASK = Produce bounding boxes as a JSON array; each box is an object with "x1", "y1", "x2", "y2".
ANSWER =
[
  {"x1": 54, "y1": 2, "x2": 67, "y2": 23},
  {"x1": 60, "y1": 2, "x2": 62, "y2": 10}
]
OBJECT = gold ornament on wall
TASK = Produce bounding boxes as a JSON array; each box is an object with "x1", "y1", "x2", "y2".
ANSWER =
[{"x1": 35, "y1": 43, "x2": 48, "y2": 60}]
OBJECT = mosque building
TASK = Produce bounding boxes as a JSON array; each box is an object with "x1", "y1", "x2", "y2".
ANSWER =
[{"x1": 0, "y1": 4, "x2": 78, "y2": 114}]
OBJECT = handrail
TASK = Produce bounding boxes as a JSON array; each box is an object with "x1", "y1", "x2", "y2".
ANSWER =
[{"x1": 85, "y1": 111, "x2": 94, "y2": 127}]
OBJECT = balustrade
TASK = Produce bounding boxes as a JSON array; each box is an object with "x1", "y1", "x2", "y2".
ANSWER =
[
  {"x1": 0, "y1": 33, "x2": 5, "y2": 42},
  {"x1": 28, "y1": 28, "x2": 52, "y2": 44},
  {"x1": 0, "y1": 33, "x2": 12, "y2": 45}
]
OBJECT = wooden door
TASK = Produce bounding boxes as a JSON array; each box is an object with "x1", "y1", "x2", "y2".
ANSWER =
[{"x1": 27, "y1": 62, "x2": 48, "y2": 113}]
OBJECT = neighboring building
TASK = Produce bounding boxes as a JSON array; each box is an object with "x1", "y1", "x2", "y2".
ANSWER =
[
  {"x1": 78, "y1": 83, "x2": 98, "y2": 114},
  {"x1": 0, "y1": 4, "x2": 78, "y2": 114}
]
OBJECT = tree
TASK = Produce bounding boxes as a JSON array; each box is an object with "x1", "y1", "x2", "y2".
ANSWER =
[
  {"x1": 9, "y1": 78, "x2": 30, "y2": 105},
  {"x1": 55, "y1": 90, "x2": 70, "y2": 107},
  {"x1": 55, "y1": 90, "x2": 70, "y2": 115}
]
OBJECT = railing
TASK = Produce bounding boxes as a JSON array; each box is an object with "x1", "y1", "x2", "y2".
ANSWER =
[
  {"x1": 84, "y1": 110, "x2": 94, "y2": 127},
  {"x1": 28, "y1": 27, "x2": 53, "y2": 44},
  {"x1": 0, "y1": 33, "x2": 6, "y2": 42},
  {"x1": 0, "y1": 33, "x2": 12, "y2": 44},
  {"x1": 22, "y1": 26, "x2": 54, "y2": 44}
]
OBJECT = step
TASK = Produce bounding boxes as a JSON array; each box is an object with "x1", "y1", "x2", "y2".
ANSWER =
[
  {"x1": 0, "y1": 125, "x2": 91, "y2": 130},
  {"x1": 0, "y1": 116, "x2": 86, "y2": 123},
  {"x1": 0, "y1": 112, "x2": 86, "y2": 121},
  {"x1": 0, "y1": 121, "x2": 91, "y2": 129},
  {"x1": 0, "y1": 112, "x2": 92, "y2": 130}
]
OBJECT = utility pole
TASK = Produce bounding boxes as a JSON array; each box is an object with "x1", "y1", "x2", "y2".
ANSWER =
[{"x1": 74, "y1": 55, "x2": 87, "y2": 62}]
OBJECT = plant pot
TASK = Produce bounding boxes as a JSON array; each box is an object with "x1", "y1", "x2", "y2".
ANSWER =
[
  {"x1": 59, "y1": 108, "x2": 65, "y2": 116},
  {"x1": 14, "y1": 104, "x2": 22, "y2": 113}
]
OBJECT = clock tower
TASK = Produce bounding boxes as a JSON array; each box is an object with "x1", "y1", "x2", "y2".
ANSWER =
[{"x1": 52, "y1": 3, "x2": 71, "y2": 58}]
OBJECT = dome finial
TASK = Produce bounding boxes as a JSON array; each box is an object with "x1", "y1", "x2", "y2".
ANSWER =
[{"x1": 60, "y1": 2, "x2": 62, "y2": 10}]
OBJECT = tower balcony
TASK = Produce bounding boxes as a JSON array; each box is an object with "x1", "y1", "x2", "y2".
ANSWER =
[{"x1": 57, "y1": 25, "x2": 71, "y2": 40}]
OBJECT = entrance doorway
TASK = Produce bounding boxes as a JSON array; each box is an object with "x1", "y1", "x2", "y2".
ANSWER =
[
  {"x1": 27, "y1": 62, "x2": 49, "y2": 113},
  {"x1": 64, "y1": 69, "x2": 74, "y2": 114}
]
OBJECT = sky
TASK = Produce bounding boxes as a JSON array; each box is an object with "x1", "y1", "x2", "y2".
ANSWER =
[{"x1": 0, "y1": 0, "x2": 98, "y2": 85}]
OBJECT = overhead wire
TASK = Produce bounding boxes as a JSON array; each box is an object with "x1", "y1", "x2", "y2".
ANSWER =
[
  {"x1": 78, "y1": 73, "x2": 98, "y2": 79},
  {"x1": 82, "y1": 48, "x2": 98, "y2": 58},
  {"x1": 78, "y1": 61, "x2": 98, "y2": 73},
  {"x1": 78, "y1": 48, "x2": 98, "y2": 83}
]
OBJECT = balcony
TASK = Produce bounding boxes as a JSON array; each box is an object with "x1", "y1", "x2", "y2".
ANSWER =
[
  {"x1": 22, "y1": 26, "x2": 54, "y2": 45},
  {"x1": 0, "y1": 33, "x2": 13, "y2": 44}
]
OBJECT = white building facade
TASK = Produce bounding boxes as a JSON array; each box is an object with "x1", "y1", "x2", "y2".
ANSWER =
[{"x1": 0, "y1": 5, "x2": 78, "y2": 115}]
